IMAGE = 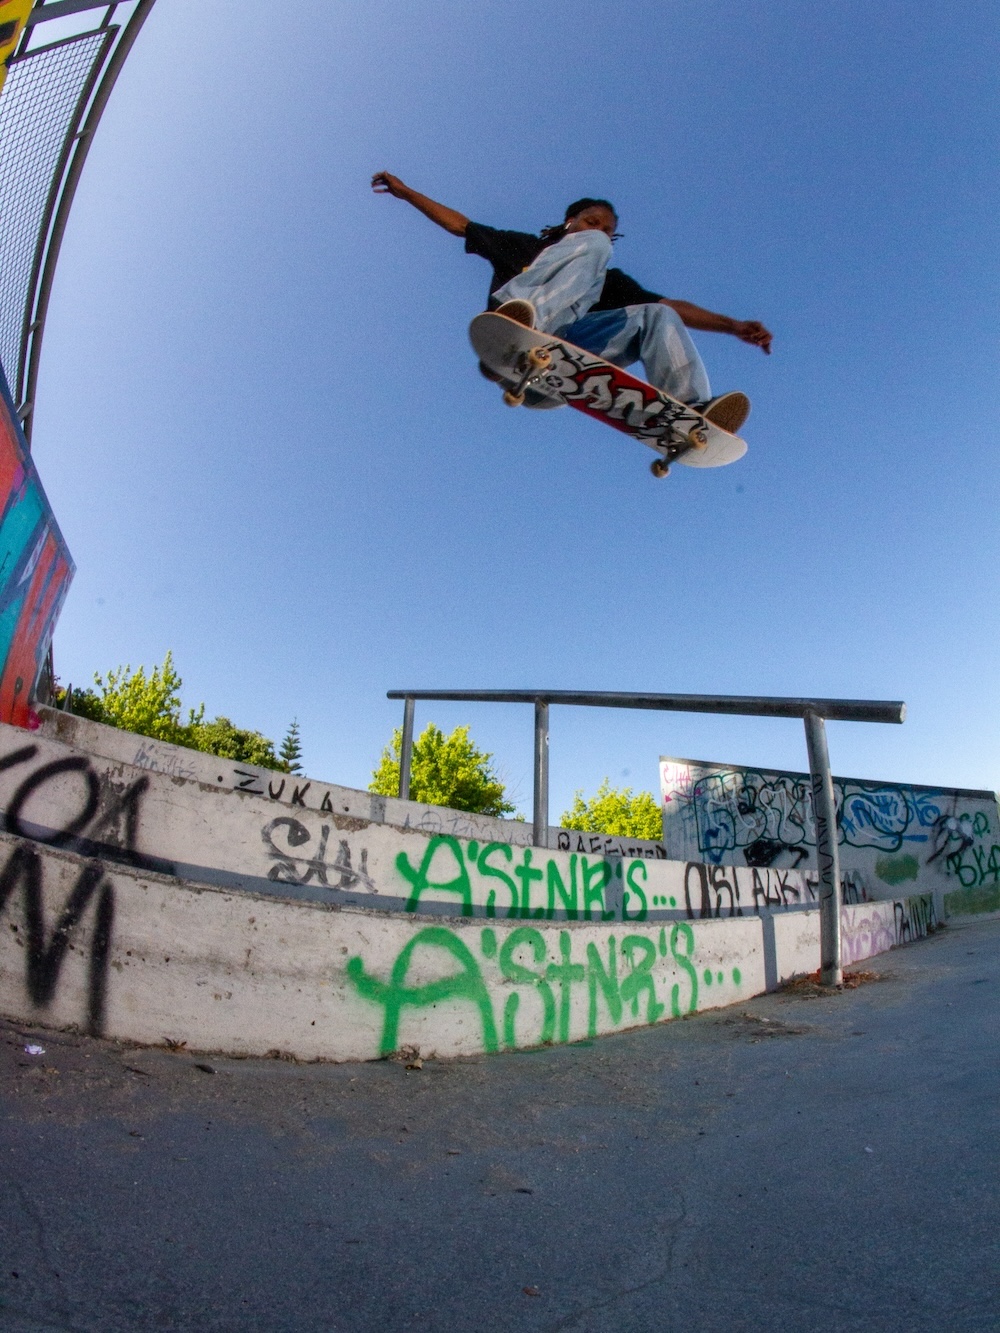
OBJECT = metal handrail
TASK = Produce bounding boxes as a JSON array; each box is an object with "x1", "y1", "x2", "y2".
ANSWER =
[
  {"x1": 387, "y1": 687, "x2": 906, "y2": 987},
  {"x1": 387, "y1": 688, "x2": 904, "y2": 725}
]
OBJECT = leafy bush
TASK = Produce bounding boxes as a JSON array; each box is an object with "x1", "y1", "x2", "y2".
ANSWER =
[
  {"x1": 370, "y1": 722, "x2": 516, "y2": 817},
  {"x1": 560, "y1": 778, "x2": 663, "y2": 840},
  {"x1": 188, "y1": 715, "x2": 282, "y2": 768},
  {"x1": 58, "y1": 652, "x2": 295, "y2": 771}
]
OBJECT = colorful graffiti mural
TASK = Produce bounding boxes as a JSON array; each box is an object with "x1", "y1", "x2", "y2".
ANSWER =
[
  {"x1": 660, "y1": 756, "x2": 1000, "y2": 905},
  {"x1": 0, "y1": 363, "x2": 74, "y2": 726}
]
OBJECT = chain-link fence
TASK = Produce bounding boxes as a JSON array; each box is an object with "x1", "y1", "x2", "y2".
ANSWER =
[{"x1": 0, "y1": 26, "x2": 113, "y2": 409}]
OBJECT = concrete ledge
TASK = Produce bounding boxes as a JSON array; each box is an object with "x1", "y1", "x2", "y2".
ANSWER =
[{"x1": 0, "y1": 829, "x2": 939, "y2": 1063}]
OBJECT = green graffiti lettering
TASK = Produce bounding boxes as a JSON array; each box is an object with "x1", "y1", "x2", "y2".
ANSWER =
[
  {"x1": 514, "y1": 849, "x2": 544, "y2": 919},
  {"x1": 669, "y1": 922, "x2": 698, "y2": 1017},
  {"x1": 546, "y1": 931, "x2": 586, "y2": 1042},
  {"x1": 396, "y1": 836, "x2": 472, "y2": 915},
  {"x1": 622, "y1": 860, "x2": 648, "y2": 921},
  {"x1": 499, "y1": 926, "x2": 556, "y2": 1046},
  {"x1": 581, "y1": 858, "x2": 615, "y2": 921},
  {"x1": 547, "y1": 854, "x2": 579, "y2": 919},
  {"x1": 586, "y1": 937, "x2": 622, "y2": 1036},
  {"x1": 346, "y1": 926, "x2": 498, "y2": 1056},
  {"x1": 620, "y1": 935, "x2": 665, "y2": 1023},
  {"x1": 478, "y1": 842, "x2": 518, "y2": 918}
]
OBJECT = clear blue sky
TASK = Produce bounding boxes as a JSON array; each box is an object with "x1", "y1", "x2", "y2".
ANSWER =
[{"x1": 30, "y1": 0, "x2": 1000, "y2": 813}]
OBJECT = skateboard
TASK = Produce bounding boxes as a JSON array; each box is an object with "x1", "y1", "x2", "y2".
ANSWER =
[{"x1": 469, "y1": 311, "x2": 748, "y2": 477}]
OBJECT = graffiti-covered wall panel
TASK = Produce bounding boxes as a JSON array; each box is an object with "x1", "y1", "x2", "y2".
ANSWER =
[
  {"x1": 0, "y1": 366, "x2": 73, "y2": 725},
  {"x1": 660, "y1": 755, "x2": 1000, "y2": 906},
  {"x1": 0, "y1": 825, "x2": 937, "y2": 1062}
]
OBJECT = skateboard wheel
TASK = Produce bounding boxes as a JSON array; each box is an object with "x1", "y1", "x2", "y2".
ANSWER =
[
  {"x1": 503, "y1": 390, "x2": 525, "y2": 407},
  {"x1": 527, "y1": 347, "x2": 551, "y2": 370},
  {"x1": 688, "y1": 426, "x2": 708, "y2": 448},
  {"x1": 650, "y1": 458, "x2": 670, "y2": 478}
]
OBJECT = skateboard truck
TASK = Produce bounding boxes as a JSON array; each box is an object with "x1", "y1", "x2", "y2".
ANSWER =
[
  {"x1": 502, "y1": 346, "x2": 552, "y2": 407},
  {"x1": 649, "y1": 424, "x2": 709, "y2": 479}
]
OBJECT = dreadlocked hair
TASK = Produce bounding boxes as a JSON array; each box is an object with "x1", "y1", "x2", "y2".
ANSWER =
[{"x1": 539, "y1": 197, "x2": 617, "y2": 243}]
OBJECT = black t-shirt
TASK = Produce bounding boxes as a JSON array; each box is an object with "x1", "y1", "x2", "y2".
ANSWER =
[{"x1": 464, "y1": 221, "x2": 664, "y2": 312}]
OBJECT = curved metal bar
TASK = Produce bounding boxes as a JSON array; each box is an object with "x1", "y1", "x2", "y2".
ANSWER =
[{"x1": 19, "y1": 0, "x2": 156, "y2": 443}]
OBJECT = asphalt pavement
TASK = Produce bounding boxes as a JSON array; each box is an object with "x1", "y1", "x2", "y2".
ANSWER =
[{"x1": 1, "y1": 917, "x2": 998, "y2": 1333}]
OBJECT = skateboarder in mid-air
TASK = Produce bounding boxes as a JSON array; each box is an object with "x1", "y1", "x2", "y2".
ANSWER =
[{"x1": 371, "y1": 172, "x2": 772, "y2": 433}]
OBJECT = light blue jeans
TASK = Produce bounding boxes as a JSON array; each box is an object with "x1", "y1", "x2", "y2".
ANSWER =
[{"x1": 493, "y1": 229, "x2": 711, "y2": 403}]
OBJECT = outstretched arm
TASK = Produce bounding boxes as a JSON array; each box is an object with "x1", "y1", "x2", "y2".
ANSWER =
[
  {"x1": 662, "y1": 298, "x2": 772, "y2": 355},
  {"x1": 371, "y1": 172, "x2": 469, "y2": 238}
]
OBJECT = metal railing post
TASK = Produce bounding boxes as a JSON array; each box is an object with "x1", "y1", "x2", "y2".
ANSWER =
[
  {"x1": 533, "y1": 698, "x2": 549, "y2": 848},
  {"x1": 398, "y1": 695, "x2": 415, "y2": 801},
  {"x1": 804, "y1": 710, "x2": 842, "y2": 987}
]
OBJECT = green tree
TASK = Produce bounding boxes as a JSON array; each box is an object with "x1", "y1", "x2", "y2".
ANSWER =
[
  {"x1": 370, "y1": 722, "x2": 516, "y2": 817},
  {"x1": 188, "y1": 716, "x2": 280, "y2": 769},
  {"x1": 59, "y1": 652, "x2": 286, "y2": 770},
  {"x1": 64, "y1": 652, "x2": 189, "y2": 745},
  {"x1": 279, "y1": 719, "x2": 303, "y2": 774},
  {"x1": 560, "y1": 778, "x2": 663, "y2": 841}
]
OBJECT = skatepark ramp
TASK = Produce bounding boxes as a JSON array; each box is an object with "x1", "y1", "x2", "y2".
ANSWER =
[{"x1": 0, "y1": 707, "x2": 941, "y2": 1062}]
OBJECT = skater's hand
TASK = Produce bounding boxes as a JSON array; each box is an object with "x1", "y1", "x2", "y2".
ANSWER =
[
  {"x1": 371, "y1": 171, "x2": 408, "y2": 198},
  {"x1": 735, "y1": 320, "x2": 772, "y2": 354},
  {"x1": 370, "y1": 174, "x2": 469, "y2": 236}
]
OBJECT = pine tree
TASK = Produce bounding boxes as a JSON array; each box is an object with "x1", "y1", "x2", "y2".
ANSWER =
[{"x1": 279, "y1": 719, "x2": 303, "y2": 774}]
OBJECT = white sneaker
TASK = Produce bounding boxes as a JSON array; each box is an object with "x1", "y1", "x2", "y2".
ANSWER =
[{"x1": 494, "y1": 299, "x2": 536, "y2": 329}]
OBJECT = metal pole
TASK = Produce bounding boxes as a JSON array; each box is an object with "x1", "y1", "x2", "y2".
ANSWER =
[
  {"x1": 533, "y1": 699, "x2": 549, "y2": 849},
  {"x1": 804, "y1": 710, "x2": 842, "y2": 987},
  {"x1": 398, "y1": 696, "x2": 415, "y2": 801}
]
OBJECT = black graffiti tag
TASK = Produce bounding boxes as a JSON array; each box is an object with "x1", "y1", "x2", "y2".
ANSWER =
[
  {"x1": 0, "y1": 842, "x2": 114, "y2": 1035},
  {"x1": 0, "y1": 743, "x2": 157, "y2": 1036},
  {"x1": 261, "y1": 817, "x2": 375, "y2": 891}
]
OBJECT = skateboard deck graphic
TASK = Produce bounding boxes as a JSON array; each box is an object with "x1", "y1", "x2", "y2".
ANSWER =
[{"x1": 469, "y1": 312, "x2": 748, "y2": 474}]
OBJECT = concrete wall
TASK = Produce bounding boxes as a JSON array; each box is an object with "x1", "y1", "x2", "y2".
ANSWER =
[
  {"x1": 38, "y1": 707, "x2": 533, "y2": 846},
  {"x1": 1, "y1": 719, "x2": 820, "y2": 922},
  {"x1": 0, "y1": 716, "x2": 943, "y2": 1061},
  {"x1": 0, "y1": 828, "x2": 937, "y2": 1061},
  {"x1": 38, "y1": 709, "x2": 672, "y2": 862},
  {"x1": 660, "y1": 754, "x2": 1000, "y2": 915}
]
